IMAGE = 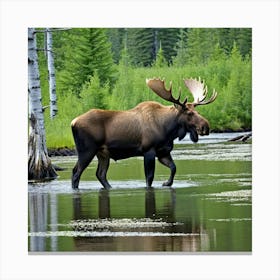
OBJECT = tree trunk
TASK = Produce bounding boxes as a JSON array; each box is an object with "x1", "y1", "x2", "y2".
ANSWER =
[
  {"x1": 28, "y1": 28, "x2": 57, "y2": 181},
  {"x1": 46, "y1": 28, "x2": 58, "y2": 119}
]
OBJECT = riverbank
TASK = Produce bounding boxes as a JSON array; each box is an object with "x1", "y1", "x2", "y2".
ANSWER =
[
  {"x1": 47, "y1": 132, "x2": 252, "y2": 157},
  {"x1": 48, "y1": 147, "x2": 76, "y2": 157}
]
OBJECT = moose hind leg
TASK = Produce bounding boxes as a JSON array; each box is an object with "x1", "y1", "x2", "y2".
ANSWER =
[
  {"x1": 72, "y1": 150, "x2": 95, "y2": 189},
  {"x1": 96, "y1": 152, "x2": 112, "y2": 190},
  {"x1": 158, "y1": 154, "x2": 176, "y2": 186},
  {"x1": 72, "y1": 163, "x2": 80, "y2": 189},
  {"x1": 144, "y1": 150, "x2": 156, "y2": 187}
]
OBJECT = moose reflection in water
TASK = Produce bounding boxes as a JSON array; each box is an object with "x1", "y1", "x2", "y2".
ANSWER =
[
  {"x1": 71, "y1": 188, "x2": 210, "y2": 252},
  {"x1": 28, "y1": 187, "x2": 211, "y2": 252}
]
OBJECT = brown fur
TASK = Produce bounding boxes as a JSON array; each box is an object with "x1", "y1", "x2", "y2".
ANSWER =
[{"x1": 71, "y1": 101, "x2": 210, "y2": 189}]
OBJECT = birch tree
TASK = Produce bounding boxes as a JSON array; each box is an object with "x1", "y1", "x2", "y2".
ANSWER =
[
  {"x1": 46, "y1": 28, "x2": 57, "y2": 118},
  {"x1": 28, "y1": 27, "x2": 57, "y2": 180}
]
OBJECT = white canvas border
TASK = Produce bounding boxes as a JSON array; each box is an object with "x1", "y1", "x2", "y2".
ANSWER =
[{"x1": 0, "y1": 0, "x2": 279, "y2": 279}]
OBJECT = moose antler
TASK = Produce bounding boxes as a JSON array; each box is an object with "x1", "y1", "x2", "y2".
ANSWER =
[
  {"x1": 184, "y1": 77, "x2": 218, "y2": 106},
  {"x1": 146, "y1": 78, "x2": 187, "y2": 107}
]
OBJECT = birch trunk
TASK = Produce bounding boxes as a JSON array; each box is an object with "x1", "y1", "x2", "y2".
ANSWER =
[
  {"x1": 46, "y1": 28, "x2": 58, "y2": 119},
  {"x1": 28, "y1": 28, "x2": 57, "y2": 180}
]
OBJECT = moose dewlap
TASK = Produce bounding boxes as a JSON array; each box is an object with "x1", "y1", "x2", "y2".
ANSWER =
[{"x1": 71, "y1": 77, "x2": 218, "y2": 189}]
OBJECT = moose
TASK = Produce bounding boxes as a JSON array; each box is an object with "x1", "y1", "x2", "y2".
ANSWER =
[{"x1": 71, "y1": 77, "x2": 218, "y2": 189}]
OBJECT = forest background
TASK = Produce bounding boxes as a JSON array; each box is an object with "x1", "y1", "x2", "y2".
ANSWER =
[{"x1": 36, "y1": 28, "x2": 252, "y2": 149}]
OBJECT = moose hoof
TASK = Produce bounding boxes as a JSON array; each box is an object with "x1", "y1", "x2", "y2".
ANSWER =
[{"x1": 162, "y1": 181, "x2": 172, "y2": 187}]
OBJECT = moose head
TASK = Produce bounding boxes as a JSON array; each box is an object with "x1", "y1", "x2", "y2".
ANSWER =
[{"x1": 146, "y1": 77, "x2": 218, "y2": 142}]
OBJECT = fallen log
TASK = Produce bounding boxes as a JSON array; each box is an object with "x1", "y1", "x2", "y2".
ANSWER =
[{"x1": 228, "y1": 133, "x2": 252, "y2": 142}]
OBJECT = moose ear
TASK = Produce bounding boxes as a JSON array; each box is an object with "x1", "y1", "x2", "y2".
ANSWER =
[{"x1": 174, "y1": 103, "x2": 187, "y2": 111}]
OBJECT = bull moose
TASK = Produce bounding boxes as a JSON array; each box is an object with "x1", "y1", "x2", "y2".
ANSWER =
[{"x1": 71, "y1": 77, "x2": 217, "y2": 189}]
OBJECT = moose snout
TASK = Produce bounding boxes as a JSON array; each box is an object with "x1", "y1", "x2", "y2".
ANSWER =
[
  {"x1": 198, "y1": 123, "x2": 209, "y2": 136},
  {"x1": 202, "y1": 125, "x2": 209, "y2": 135}
]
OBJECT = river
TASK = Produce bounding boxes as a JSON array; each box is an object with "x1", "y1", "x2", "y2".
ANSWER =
[{"x1": 28, "y1": 132, "x2": 252, "y2": 252}]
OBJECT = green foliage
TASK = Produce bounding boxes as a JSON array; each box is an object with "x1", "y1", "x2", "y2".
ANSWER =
[
  {"x1": 80, "y1": 73, "x2": 109, "y2": 110},
  {"x1": 44, "y1": 91, "x2": 82, "y2": 148},
  {"x1": 109, "y1": 28, "x2": 182, "y2": 67},
  {"x1": 108, "y1": 49, "x2": 136, "y2": 110},
  {"x1": 152, "y1": 42, "x2": 168, "y2": 68},
  {"x1": 186, "y1": 28, "x2": 216, "y2": 65},
  {"x1": 127, "y1": 28, "x2": 156, "y2": 67},
  {"x1": 157, "y1": 28, "x2": 181, "y2": 64},
  {"x1": 34, "y1": 28, "x2": 252, "y2": 148},
  {"x1": 55, "y1": 28, "x2": 116, "y2": 94},
  {"x1": 172, "y1": 29, "x2": 188, "y2": 67},
  {"x1": 45, "y1": 72, "x2": 111, "y2": 148},
  {"x1": 106, "y1": 28, "x2": 126, "y2": 63},
  {"x1": 195, "y1": 43, "x2": 252, "y2": 131}
]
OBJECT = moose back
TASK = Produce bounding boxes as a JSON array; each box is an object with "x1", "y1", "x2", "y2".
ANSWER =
[{"x1": 71, "y1": 78, "x2": 218, "y2": 189}]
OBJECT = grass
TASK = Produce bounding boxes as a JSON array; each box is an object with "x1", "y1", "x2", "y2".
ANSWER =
[{"x1": 43, "y1": 54, "x2": 251, "y2": 149}]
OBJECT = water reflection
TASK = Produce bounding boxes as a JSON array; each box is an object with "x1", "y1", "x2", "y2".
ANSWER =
[
  {"x1": 29, "y1": 184, "x2": 251, "y2": 252},
  {"x1": 68, "y1": 188, "x2": 210, "y2": 252},
  {"x1": 145, "y1": 187, "x2": 156, "y2": 218},
  {"x1": 71, "y1": 187, "x2": 176, "y2": 221},
  {"x1": 28, "y1": 193, "x2": 48, "y2": 251},
  {"x1": 98, "y1": 189, "x2": 110, "y2": 219}
]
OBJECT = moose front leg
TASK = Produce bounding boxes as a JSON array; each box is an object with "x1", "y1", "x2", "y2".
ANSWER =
[
  {"x1": 96, "y1": 152, "x2": 112, "y2": 190},
  {"x1": 144, "y1": 150, "x2": 156, "y2": 187},
  {"x1": 158, "y1": 154, "x2": 176, "y2": 186}
]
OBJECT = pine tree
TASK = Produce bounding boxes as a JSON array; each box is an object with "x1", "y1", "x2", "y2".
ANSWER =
[
  {"x1": 126, "y1": 28, "x2": 155, "y2": 66},
  {"x1": 109, "y1": 45, "x2": 134, "y2": 110},
  {"x1": 106, "y1": 28, "x2": 126, "y2": 63},
  {"x1": 172, "y1": 28, "x2": 188, "y2": 67},
  {"x1": 217, "y1": 28, "x2": 235, "y2": 55},
  {"x1": 56, "y1": 28, "x2": 116, "y2": 94},
  {"x1": 186, "y1": 28, "x2": 206, "y2": 64},
  {"x1": 152, "y1": 41, "x2": 168, "y2": 68},
  {"x1": 236, "y1": 28, "x2": 252, "y2": 57},
  {"x1": 124, "y1": 28, "x2": 180, "y2": 66},
  {"x1": 158, "y1": 28, "x2": 180, "y2": 64},
  {"x1": 217, "y1": 28, "x2": 252, "y2": 57},
  {"x1": 185, "y1": 28, "x2": 251, "y2": 65}
]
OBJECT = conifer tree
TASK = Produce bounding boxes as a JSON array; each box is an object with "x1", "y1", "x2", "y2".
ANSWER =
[
  {"x1": 152, "y1": 42, "x2": 168, "y2": 68},
  {"x1": 106, "y1": 28, "x2": 126, "y2": 63},
  {"x1": 123, "y1": 28, "x2": 180, "y2": 66},
  {"x1": 186, "y1": 28, "x2": 206, "y2": 64},
  {"x1": 236, "y1": 28, "x2": 252, "y2": 57},
  {"x1": 172, "y1": 28, "x2": 188, "y2": 67},
  {"x1": 158, "y1": 28, "x2": 180, "y2": 64},
  {"x1": 56, "y1": 28, "x2": 116, "y2": 94},
  {"x1": 126, "y1": 28, "x2": 155, "y2": 66}
]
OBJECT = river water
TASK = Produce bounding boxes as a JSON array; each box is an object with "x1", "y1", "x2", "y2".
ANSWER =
[{"x1": 28, "y1": 132, "x2": 252, "y2": 253}]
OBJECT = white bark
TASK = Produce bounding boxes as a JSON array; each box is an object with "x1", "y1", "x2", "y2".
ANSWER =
[
  {"x1": 28, "y1": 28, "x2": 46, "y2": 144},
  {"x1": 28, "y1": 28, "x2": 57, "y2": 180},
  {"x1": 46, "y1": 28, "x2": 57, "y2": 119}
]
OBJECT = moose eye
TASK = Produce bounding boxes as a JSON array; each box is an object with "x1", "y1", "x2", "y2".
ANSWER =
[{"x1": 186, "y1": 110, "x2": 194, "y2": 116}]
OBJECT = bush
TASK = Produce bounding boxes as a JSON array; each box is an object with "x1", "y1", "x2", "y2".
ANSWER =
[{"x1": 44, "y1": 45, "x2": 251, "y2": 148}]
